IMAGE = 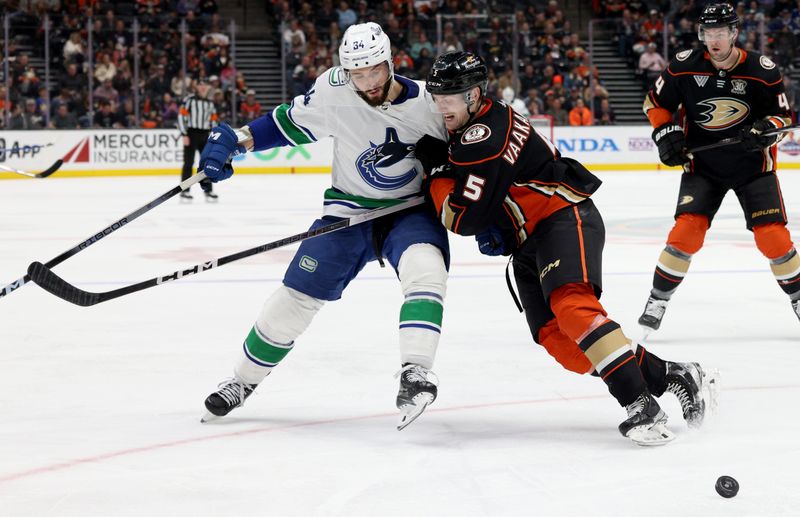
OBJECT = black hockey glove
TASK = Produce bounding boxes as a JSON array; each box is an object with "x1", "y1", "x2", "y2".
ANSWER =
[
  {"x1": 414, "y1": 134, "x2": 450, "y2": 174},
  {"x1": 652, "y1": 123, "x2": 689, "y2": 167},
  {"x1": 739, "y1": 119, "x2": 779, "y2": 152}
]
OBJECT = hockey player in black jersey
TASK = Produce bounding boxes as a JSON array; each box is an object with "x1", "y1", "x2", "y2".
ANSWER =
[
  {"x1": 640, "y1": 2, "x2": 800, "y2": 333},
  {"x1": 416, "y1": 51, "x2": 717, "y2": 445}
]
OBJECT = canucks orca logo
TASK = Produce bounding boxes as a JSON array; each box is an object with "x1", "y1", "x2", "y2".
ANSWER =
[{"x1": 356, "y1": 127, "x2": 417, "y2": 190}]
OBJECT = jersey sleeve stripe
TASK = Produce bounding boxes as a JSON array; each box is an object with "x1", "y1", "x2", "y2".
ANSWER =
[
  {"x1": 286, "y1": 103, "x2": 318, "y2": 142},
  {"x1": 273, "y1": 104, "x2": 314, "y2": 145}
]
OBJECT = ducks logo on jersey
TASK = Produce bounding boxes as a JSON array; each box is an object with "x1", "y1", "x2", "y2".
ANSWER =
[
  {"x1": 695, "y1": 97, "x2": 750, "y2": 130},
  {"x1": 356, "y1": 127, "x2": 417, "y2": 190}
]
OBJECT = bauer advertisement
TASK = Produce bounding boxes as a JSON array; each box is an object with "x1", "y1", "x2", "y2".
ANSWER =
[{"x1": 2, "y1": 126, "x2": 800, "y2": 179}]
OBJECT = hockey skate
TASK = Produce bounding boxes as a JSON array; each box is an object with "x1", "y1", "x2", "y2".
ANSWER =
[
  {"x1": 204, "y1": 191, "x2": 219, "y2": 203},
  {"x1": 395, "y1": 364, "x2": 438, "y2": 431},
  {"x1": 638, "y1": 295, "x2": 669, "y2": 336},
  {"x1": 665, "y1": 361, "x2": 719, "y2": 429},
  {"x1": 179, "y1": 191, "x2": 193, "y2": 203},
  {"x1": 618, "y1": 391, "x2": 675, "y2": 446},
  {"x1": 792, "y1": 299, "x2": 800, "y2": 322},
  {"x1": 201, "y1": 377, "x2": 257, "y2": 423}
]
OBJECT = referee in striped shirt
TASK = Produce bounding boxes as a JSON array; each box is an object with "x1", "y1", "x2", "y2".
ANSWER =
[{"x1": 179, "y1": 78, "x2": 219, "y2": 201}]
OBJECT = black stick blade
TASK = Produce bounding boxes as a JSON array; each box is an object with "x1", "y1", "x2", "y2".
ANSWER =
[
  {"x1": 36, "y1": 159, "x2": 63, "y2": 178},
  {"x1": 27, "y1": 261, "x2": 100, "y2": 307}
]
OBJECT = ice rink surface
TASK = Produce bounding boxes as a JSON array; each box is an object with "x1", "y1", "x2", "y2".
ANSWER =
[{"x1": 1, "y1": 170, "x2": 799, "y2": 516}]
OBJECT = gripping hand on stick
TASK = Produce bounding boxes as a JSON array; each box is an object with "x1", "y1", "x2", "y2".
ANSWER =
[
  {"x1": 740, "y1": 119, "x2": 780, "y2": 152},
  {"x1": 652, "y1": 123, "x2": 690, "y2": 167},
  {"x1": 200, "y1": 123, "x2": 246, "y2": 182}
]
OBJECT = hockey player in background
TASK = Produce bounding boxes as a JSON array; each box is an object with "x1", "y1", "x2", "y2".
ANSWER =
[
  {"x1": 639, "y1": 3, "x2": 800, "y2": 334},
  {"x1": 416, "y1": 50, "x2": 717, "y2": 445},
  {"x1": 197, "y1": 22, "x2": 450, "y2": 430}
]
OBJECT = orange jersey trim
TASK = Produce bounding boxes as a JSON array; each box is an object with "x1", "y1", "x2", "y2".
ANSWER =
[
  {"x1": 573, "y1": 205, "x2": 588, "y2": 283},
  {"x1": 429, "y1": 177, "x2": 456, "y2": 216}
]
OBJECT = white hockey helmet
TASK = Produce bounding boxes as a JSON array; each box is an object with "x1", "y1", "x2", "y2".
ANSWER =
[{"x1": 339, "y1": 22, "x2": 393, "y2": 75}]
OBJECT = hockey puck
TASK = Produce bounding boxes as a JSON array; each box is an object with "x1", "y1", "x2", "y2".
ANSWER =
[{"x1": 715, "y1": 475, "x2": 739, "y2": 498}]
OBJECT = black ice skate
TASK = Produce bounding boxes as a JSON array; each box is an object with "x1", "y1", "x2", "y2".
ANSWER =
[
  {"x1": 179, "y1": 190, "x2": 193, "y2": 203},
  {"x1": 201, "y1": 377, "x2": 257, "y2": 423},
  {"x1": 665, "y1": 361, "x2": 719, "y2": 429},
  {"x1": 395, "y1": 364, "x2": 438, "y2": 431},
  {"x1": 204, "y1": 191, "x2": 219, "y2": 203},
  {"x1": 618, "y1": 391, "x2": 675, "y2": 446},
  {"x1": 638, "y1": 295, "x2": 669, "y2": 336}
]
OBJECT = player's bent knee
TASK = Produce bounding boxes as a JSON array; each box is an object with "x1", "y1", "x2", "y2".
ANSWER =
[
  {"x1": 667, "y1": 213, "x2": 709, "y2": 255},
  {"x1": 256, "y1": 285, "x2": 325, "y2": 344},
  {"x1": 548, "y1": 283, "x2": 608, "y2": 343},
  {"x1": 398, "y1": 243, "x2": 448, "y2": 297},
  {"x1": 753, "y1": 222, "x2": 794, "y2": 259}
]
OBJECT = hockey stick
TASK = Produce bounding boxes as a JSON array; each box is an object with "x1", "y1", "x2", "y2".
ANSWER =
[
  {"x1": 688, "y1": 123, "x2": 800, "y2": 154},
  {"x1": 0, "y1": 159, "x2": 63, "y2": 178},
  {"x1": 0, "y1": 172, "x2": 208, "y2": 300},
  {"x1": 27, "y1": 196, "x2": 425, "y2": 307}
]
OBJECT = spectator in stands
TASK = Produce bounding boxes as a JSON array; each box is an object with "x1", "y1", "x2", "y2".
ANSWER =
[
  {"x1": 546, "y1": 95, "x2": 569, "y2": 126},
  {"x1": 642, "y1": 9, "x2": 664, "y2": 41},
  {"x1": 569, "y1": 97, "x2": 592, "y2": 126},
  {"x1": 93, "y1": 79, "x2": 120, "y2": 104},
  {"x1": 172, "y1": 68, "x2": 192, "y2": 99},
  {"x1": 63, "y1": 31, "x2": 85, "y2": 67},
  {"x1": 638, "y1": 42, "x2": 667, "y2": 88},
  {"x1": 393, "y1": 48, "x2": 414, "y2": 76},
  {"x1": 94, "y1": 52, "x2": 117, "y2": 83},
  {"x1": 94, "y1": 99, "x2": 122, "y2": 128},
  {"x1": 118, "y1": 98, "x2": 137, "y2": 128},
  {"x1": 147, "y1": 64, "x2": 172, "y2": 98},
  {"x1": 596, "y1": 98, "x2": 616, "y2": 126},
  {"x1": 9, "y1": 99, "x2": 44, "y2": 130},
  {"x1": 59, "y1": 63, "x2": 86, "y2": 95},
  {"x1": 212, "y1": 88, "x2": 231, "y2": 121},
  {"x1": 50, "y1": 103, "x2": 79, "y2": 129},
  {"x1": 162, "y1": 92, "x2": 180, "y2": 127},
  {"x1": 410, "y1": 30, "x2": 434, "y2": 61},
  {"x1": 524, "y1": 87, "x2": 545, "y2": 114},
  {"x1": 283, "y1": 19, "x2": 307, "y2": 53},
  {"x1": 239, "y1": 89, "x2": 262, "y2": 122},
  {"x1": 415, "y1": 47, "x2": 434, "y2": 79},
  {"x1": 337, "y1": 1, "x2": 357, "y2": 30}
]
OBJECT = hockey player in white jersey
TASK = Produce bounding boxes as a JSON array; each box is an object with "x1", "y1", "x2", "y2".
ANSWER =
[{"x1": 198, "y1": 22, "x2": 449, "y2": 430}]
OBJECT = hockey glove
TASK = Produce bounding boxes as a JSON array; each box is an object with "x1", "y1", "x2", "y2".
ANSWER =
[
  {"x1": 475, "y1": 225, "x2": 507, "y2": 256},
  {"x1": 740, "y1": 119, "x2": 779, "y2": 152},
  {"x1": 652, "y1": 123, "x2": 689, "y2": 167},
  {"x1": 200, "y1": 123, "x2": 246, "y2": 182},
  {"x1": 415, "y1": 134, "x2": 450, "y2": 174}
]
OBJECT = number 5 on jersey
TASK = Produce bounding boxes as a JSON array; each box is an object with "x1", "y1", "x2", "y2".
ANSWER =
[{"x1": 463, "y1": 174, "x2": 486, "y2": 201}]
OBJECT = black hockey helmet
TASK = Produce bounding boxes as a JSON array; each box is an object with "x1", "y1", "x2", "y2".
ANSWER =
[
  {"x1": 426, "y1": 51, "x2": 489, "y2": 97},
  {"x1": 699, "y1": 3, "x2": 739, "y2": 29}
]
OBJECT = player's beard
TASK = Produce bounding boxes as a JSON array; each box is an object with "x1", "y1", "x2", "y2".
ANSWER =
[{"x1": 356, "y1": 79, "x2": 393, "y2": 107}]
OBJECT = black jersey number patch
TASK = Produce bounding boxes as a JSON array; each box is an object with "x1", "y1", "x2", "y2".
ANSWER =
[{"x1": 462, "y1": 174, "x2": 486, "y2": 201}]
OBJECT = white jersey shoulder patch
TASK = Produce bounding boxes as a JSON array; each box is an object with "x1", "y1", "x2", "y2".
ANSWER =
[
  {"x1": 676, "y1": 49, "x2": 692, "y2": 61},
  {"x1": 760, "y1": 56, "x2": 776, "y2": 70}
]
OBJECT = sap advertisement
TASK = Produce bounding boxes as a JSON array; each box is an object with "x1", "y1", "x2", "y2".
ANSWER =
[{"x1": 2, "y1": 127, "x2": 800, "y2": 179}]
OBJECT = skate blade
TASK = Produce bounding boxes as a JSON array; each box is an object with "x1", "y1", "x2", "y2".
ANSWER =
[
  {"x1": 397, "y1": 393, "x2": 434, "y2": 431},
  {"x1": 639, "y1": 325, "x2": 655, "y2": 340},
  {"x1": 204, "y1": 197, "x2": 219, "y2": 203},
  {"x1": 702, "y1": 367, "x2": 721, "y2": 416},
  {"x1": 627, "y1": 422, "x2": 676, "y2": 446},
  {"x1": 179, "y1": 198, "x2": 192, "y2": 204},
  {"x1": 200, "y1": 411, "x2": 221, "y2": 423}
]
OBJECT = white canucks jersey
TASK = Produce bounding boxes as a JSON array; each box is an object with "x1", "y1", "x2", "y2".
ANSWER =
[{"x1": 268, "y1": 67, "x2": 448, "y2": 217}]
